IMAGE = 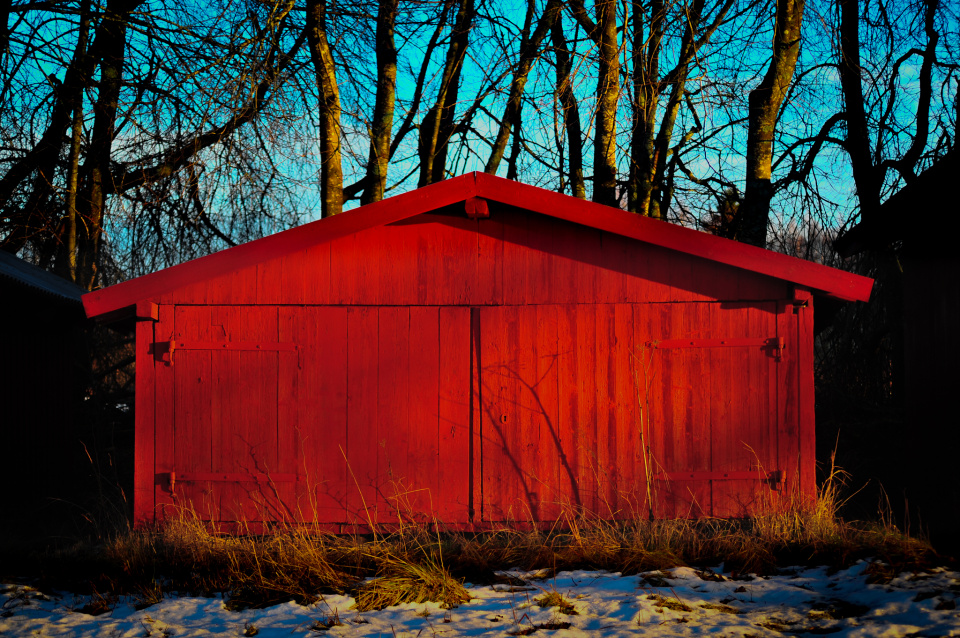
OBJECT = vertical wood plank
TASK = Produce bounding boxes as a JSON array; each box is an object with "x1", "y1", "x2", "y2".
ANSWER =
[
  {"x1": 574, "y1": 232, "x2": 601, "y2": 305},
  {"x1": 471, "y1": 308, "x2": 483, "y2": 521},
  {"x1": 279, "y1": 250, "x2": 306, "y2": 305},
  {"x1": 535, "y1": 304, "x2": 561, "y2": 521},
  {"x1": 557, "y1": 304, "x2": 581, "y2": 511},
  {"x1": 477, "y1": 217, "x2": 503, "y2": 305},
  {"x1": 173, "y1": 306, "x2": 216, "y2": 519},
  {"x1": 297, "y1": 307, "x2": 348, "y2": 523},
  {"x1": 479, "y1": 305, "x2": 517, "y2": 520},
  {"x1": 277, "y1": 307, "x2": 301, "y2": 521},
  {"x1": 210, "y1": 306, "x2": 240, "y2": 523},
  {"x1": 594, "y1": 304, "x2": 618, "y2": 515},
  {"x1": 777, "y1": 300, "x2": 800, "y2": 498},
  {"x1": 408, "y1": 306, "x2": 440, "y2": 519},
  {"x1": 331, "y1": 233, "x2": 377, "y2": 304},
  {"x1": 378, "y1": 306, "x2": 410, "y2": 518},
  {"x1": 346, "y1": 306, "x2": 379, "y2": 525},
  {"x1": 501, "y1": 213, "x2": 529, "y2": 306},
  {"x1": 154, "y1": 304, "x2": 176, "y2": 520},
  {"x1": 797, "y1": 295, "x2": 816, "y2": 500},
  {"x1": 257, "y1": 258, "x2": 283, "y2": 304},
  {"x1": 134, "y1": 317, "x2": 156, "y2": 526},
  {"x1": 292, "y1": 243, "x2": 332, "y2": 304},
  {"x1": 223, "y1": 306, "x2": 280, "y2": 522},
  {"x1": 515, "y1": 305, "x2": 540, "y2": 521},
  {"x1": 613, "y1": 303, "x2": 641, "y2": 517},
  {"x1": 414, "y1": 215, "x2": 480, "y2": 305},
  {"x1": 377, "y1": 225, "x2": 418, "y2": 305},
  {"x1": 575, "y1": 304, "x2": 598, "y2": 513},
  {"x1": 439, "y1": 306, "x2": 471, "y2": 523}
]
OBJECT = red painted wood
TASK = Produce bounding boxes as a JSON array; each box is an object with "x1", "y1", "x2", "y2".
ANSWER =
[
  {"x1": 85, "y1": 176, "x2": 479, "y2": 317},
  {"x1": 776, "y1": 301, "x2": 799, "y2": 498},
  {"x1": 277, "y1": 307, "x2": 300, "y2": 522},
  {"x1": 297, "y1": 307, "x2": 348, "y2": 523},
  {"x1": 409, "y1": 215, "x2": 480, "y2": 305},
  {"x1": 134, "y1": 317, "x2": 156, "y2": 527},
  {"x1": 438, "y1": 307, "x2": 471, "y2": 522},
  {"x1": 556, "y1": 305, "x2": 581, "y2": 511},
  {"x1": 659, "y1": 471, "x2": 780, "y2": 481},
  {"x1": 711, "y1": 303, "x2": 779, "y2": 517},
  {"x1": 797, "y1": 293, "x2": 816, "y2": 500},
  {"x1": 85, "y1": 173, "x2": 871, "y2": 321},
  {"x1": 236, "y1": 306, "x2": 281, "y2": 521},
  {"x1": 346, "y1": 307, "x2": 379, "y2": 525},
  {"x1": 103, "y1": 174, "x2": 869, "y2": 528},
  {"x1": 211, "y1": 305, "x2": 241, "y2": 522},
  {"x1": 257, "y1": 257, "x2": 283, "y2": 304},
  {"x1": 477, "y1": 217, "x2": 503, "y2": 304},
  {"x1": 473, "y1": 172, "x2": 874, "y2": 302},
  {"x1": 613, "y1": 303, "x2": 642, "y2": 518},
  {"x1": 653, "y1": 338, "x2": 777, "y2": 349},
  {"x1": 297, "y1": 243, "x2": 333, "y2": 304},
  {"x1": 173, "y1": 472, "x2": 297, "y2": 483},
  {"x1": 408, "y1": 306, "x2": 440, "y2": 519},
  {"x1": 534, "y1": 304, "x2": 562, "y2": 521},
  {"x1": 171, "y1": 340, "x2": 297, "y2": 352},
  {"x1": 378, "y1": 306, "x2": 411, "y2": 518},
  {"x1": 478, "y1": 305, "x2": 566, "y2": 522},
  {"x1": 593, "y1": 304, "x2": 616, "y2": 515},
  {"x1": 172, "y1": 306, "x2": 216, "y2": 519},
  {"x1": 479, "y1": 305, "x2": 513, "y2": 520}
]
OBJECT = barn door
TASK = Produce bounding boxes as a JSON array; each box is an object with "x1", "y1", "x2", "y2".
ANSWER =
[
  {"x1": 478, "y1": 304, "x2": 645, "y2": 522},
  {"x1": 644, "y1": 302, "x2": 782, "y2": 518},
  {"x1": 154, "y1": 305, "x2": 299, "y2": 524}
]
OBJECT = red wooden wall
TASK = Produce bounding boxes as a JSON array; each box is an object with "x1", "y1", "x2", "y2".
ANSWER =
[{"x1": 133, "y1": 207, "x2": 815, "y2": 527}]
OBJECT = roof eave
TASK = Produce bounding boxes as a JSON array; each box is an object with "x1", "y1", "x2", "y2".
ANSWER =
[
  {"x1": 83, "y1": 173, "x2": 481, "y2": 319},
  {"x1": 84, "y1": 172, "x2": 872, "y2": 320},
  {"x1": 472, "y1": 173, "x2": 873, "y2": 303}
]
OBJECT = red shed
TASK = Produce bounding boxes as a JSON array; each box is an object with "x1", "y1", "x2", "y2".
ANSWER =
[{"x1": 84, "y1": 174, "x2": 872, "y2": 528}]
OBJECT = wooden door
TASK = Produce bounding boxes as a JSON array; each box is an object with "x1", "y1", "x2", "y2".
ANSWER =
[
  {"x1": 155, "y1": 305, "x2": 298, "y2": 524},
  {"x1": 478, "y1": 304, "x2": 644, "y2": 522},
  {"x1": 643, "y1": 302, "x2": 782, "y2": 517}
]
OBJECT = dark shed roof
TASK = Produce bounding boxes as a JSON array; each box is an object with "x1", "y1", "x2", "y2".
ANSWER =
[
  {"x1": 0, "y1": 250, "x2": 85, "y2": 304},
  {"x1": 835, "y1": 150, "x2": 960, "y2": 256}
]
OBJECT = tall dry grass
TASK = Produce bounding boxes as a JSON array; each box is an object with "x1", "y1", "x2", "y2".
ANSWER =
[{"x1": 5, "y1": 467, "x2": 940, "y2": 612}]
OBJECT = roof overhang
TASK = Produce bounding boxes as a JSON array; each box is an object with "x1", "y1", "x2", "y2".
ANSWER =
[{"x1": 84, "y1": 172, "x2": 873, "y2": 321}]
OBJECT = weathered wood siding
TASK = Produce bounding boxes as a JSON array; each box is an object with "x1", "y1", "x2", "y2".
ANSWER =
[{"x1": 135, "y1": 208, "x2": 814, "y2": 527}]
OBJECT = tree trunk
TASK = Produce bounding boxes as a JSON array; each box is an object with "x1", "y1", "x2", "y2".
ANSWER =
[
  {"x1": 593, "y1": 0, "x2": 620, "y2": 206},
  {"x1": 738, "y1": 0, "x2": 804, "y2": 247},
  {"x1": 307, "y1": 0, "x2": 344, "y2": 217},
  {"x1": 419, "y1": 0, "x2": 474, "y2": 186},
  {"x1": 484, "y1": 0, "x2": 560, "y2": 175},
  {"x1": 60, "y1": 1, "x2": 91, "y2": 283},
  {"x1": 551, "y1": 19, "x2": 585, "y2": 198},
  {"x1": 628, "y1": 0, "x2": 663, "y2": 215},
  {"x1": 76, "y1": 0, "x2": 139, "y2": 290},
  {"x1": 837, "y1": 0, "x2": 879, "y2": 219},
  {"x1": 360, "y1": 0, "x2": 398, "y2": 205}
]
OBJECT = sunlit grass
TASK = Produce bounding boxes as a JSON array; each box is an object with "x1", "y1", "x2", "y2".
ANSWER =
[{"x1": 2, "y1": 469, "x2": 939, "y2": 611}]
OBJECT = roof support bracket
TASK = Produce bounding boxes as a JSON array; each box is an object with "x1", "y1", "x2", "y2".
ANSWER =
[{"x1": 465, "y1": 197, "x2": 490, "y2": 218}]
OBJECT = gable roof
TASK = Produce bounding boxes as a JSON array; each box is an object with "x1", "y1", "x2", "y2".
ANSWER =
[{"x1": 83, "y1": 172, "x2": 873, "y2": 320}]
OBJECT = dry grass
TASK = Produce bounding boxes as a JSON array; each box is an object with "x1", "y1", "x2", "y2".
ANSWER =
[
  {"x1": 2, "y1": 467, "x2": 942, "y2": 612},
  {"x1": 535, "y1": 591, "x2": 578, "y2": 615}
]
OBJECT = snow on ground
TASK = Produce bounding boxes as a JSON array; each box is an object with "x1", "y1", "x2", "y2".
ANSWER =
[{"x1": 3, "y1": 561, "x2": 959, "y2": 637}]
